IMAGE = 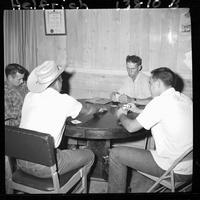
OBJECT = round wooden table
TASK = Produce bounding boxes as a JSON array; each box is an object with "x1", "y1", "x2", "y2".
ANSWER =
[{"x1": 64, "y1": 99, "x2": 148, "y2": 181}]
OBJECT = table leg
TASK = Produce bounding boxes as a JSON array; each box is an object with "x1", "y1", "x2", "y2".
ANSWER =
[{"x1": 87, "y1": 140, "x2": 110, "y2": 181}]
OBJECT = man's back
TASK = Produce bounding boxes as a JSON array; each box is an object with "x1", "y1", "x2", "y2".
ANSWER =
[
  {"x1": 20, "y1": 87, "x2": 82, "y2": 148},
  {"x1": 138, "y1": 88, "x2": 193, "y2": 174},
  {"x1": 151, "y1": 88, "x2": 192, "y2": 154}
]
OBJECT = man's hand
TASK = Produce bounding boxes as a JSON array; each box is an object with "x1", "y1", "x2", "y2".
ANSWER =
[
  {"x1": 118, "y1": 94, "x2": 128, "y2": 103},
  {"x1": 86, "y1": 103, "x2": 99, "y2": 115},
  {"x1": 115, "y1": 107, "x2": 128, "y2": 119},
  {"x1": 123, "y1": 103, "x2": 143, "y2": 114},
  {"x1": 79, "y1": 103, "x2": 99, "y2": 117},
  {"x1": 110, "y1": 91, "x2": 120, "y2": 102}
]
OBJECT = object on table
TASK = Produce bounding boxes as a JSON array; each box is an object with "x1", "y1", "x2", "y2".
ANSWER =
[
  {"x1": 71, "y1": 119, "x2": 82, "y2": 124},
  {"x1": 93, "y1": 107, "x2": 108, "y2": 118},
  {"x1": 66, "y1": 118, "x2": 82, "y2": 126},
  {"x1": 122, "y1": 103, "x2": 136, "y2": 112},
  {"x1": 98, "y1": 107, "x2": 108, "y2": 113}
]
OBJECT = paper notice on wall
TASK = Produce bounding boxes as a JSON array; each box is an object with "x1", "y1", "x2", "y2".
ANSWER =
[
  {"x1": 183, "y1": 51, "x2": 192, "y2": 70},
  {"x1": 179, "y1": 10, "x2": 191, "y2": 34}
]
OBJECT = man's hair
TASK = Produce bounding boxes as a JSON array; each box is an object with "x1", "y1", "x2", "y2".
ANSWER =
[
  {"x1": 5, "y1": 63, "x2": 26, "y2": 78},
  {"x1": 126, "y1": 55, "x2": 142, "y2": 66},
  {"x1": 151, "y1": 67, "x2": 176, "y2": 87}
]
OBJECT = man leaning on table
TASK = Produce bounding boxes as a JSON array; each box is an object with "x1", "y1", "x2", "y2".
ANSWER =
[
  {"x1": 110, "y1": 55, "x2": 153, "y2": 149},
  {"x1": 108, "y1": 67, "x2": 193, "y2": 193},
  {"x1": 17, "y1": 60, "x2": 99, "y2": 178},
  {"x1": 110, "y1": 55, "x2": 152, "y2": 106}
]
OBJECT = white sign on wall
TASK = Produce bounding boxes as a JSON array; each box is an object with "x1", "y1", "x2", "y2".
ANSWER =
[{"x1": 44, "y1": 9, "x2": 66, "y2": 35}]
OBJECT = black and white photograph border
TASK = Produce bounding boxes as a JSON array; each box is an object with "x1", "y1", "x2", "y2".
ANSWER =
[{"x1": 1, "y1": 0, "x2": 200, "y2": 197}]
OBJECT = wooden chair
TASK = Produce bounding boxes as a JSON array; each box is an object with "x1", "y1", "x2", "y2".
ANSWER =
[
  {"x1": 5, "y1": 125, "x2": 88, "y2": 194},
  {"x1": 138, "y1": 146, "x2": 193, "y2": 192}
]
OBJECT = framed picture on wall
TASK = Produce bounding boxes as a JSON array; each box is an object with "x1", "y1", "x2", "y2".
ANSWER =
[{"x1": 44, "y1": 9, "x2": 66, "y2": 35}]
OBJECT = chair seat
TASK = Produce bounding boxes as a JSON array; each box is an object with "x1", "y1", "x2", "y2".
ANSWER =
[{"x1": 12, "y1": 167, "x2": 82, "y2": 191}]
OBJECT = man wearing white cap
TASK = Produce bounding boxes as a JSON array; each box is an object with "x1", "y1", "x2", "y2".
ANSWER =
[{"x1": 17, "y1": 60, "x2": 98, "y2": 178}]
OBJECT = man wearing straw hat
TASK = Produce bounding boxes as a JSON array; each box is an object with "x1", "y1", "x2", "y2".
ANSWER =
[{"x1": 17, "y1": 60, "x2": 97, "y2": 178}]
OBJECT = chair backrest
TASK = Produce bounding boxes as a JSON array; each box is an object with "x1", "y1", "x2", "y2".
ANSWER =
[
  {"x1": 167, "y1": 146, "x2": 193, "y2": 173},
  {"x1": 5, "y1": 125, "x2": 56, "y2": 167},
  {"x1": 143, "y1": 146, "x2": 193, "y2": 193}
]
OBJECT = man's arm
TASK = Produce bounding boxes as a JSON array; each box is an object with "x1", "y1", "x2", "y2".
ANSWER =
[
  {"x1": 120, "y1": 114, "x2": 143, "y2": 132},
  {"x1": 131, "y1": 97, "x2": 152, "y2": 106},
  {"x1": 5, "y1": 91, "x2": 22, "y2": 126},
  {"x1": 78, "y1": 102, "x2": 99, "y2": 118},
  {"x1": 116, "y1": 107, "x2": 143, "y2": 133},
  {"x1": 5, "y1": 92, "x2": 20, "y2": 119},
  {"x1": 110, "y1": 91, "x2": 120, "y2": 102},
  {"x1": 119, "y1": 94, "x2": 152, "y2": 105}
]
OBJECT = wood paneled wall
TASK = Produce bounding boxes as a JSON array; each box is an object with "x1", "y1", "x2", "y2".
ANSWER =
[
  {"x1": 65, "y1": 9, "x2": 191, "y2": 72},
  {"x1": 32, "y1": 9, "x2": 192, "y2": 98}
]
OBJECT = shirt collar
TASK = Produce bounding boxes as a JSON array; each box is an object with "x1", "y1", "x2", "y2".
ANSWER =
[
  {"x1": 135, "y1": 71, "x2": 141, "y2": 82},
  {"x1": 43, "y1": 87, "x2": 59, "y2": 94},
  {"x1": 130, "y1": 71, "x2": 141, "y2": 82},
  {"x1": 160, "y1": 87, "x2": 176, "y2": 97}
]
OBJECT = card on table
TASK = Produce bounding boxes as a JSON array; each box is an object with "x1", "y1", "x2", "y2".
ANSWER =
[{"x1": 71, "y1": 119, "x2": 82, "y2": 124}]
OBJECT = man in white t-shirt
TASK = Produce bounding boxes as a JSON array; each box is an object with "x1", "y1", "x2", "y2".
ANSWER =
[
  {"x1": 17, "y1": 61, "x2": 98, "y2": 178},
  {"x1": 108, "y1": 67, "x2": 193, "y2": 193}
]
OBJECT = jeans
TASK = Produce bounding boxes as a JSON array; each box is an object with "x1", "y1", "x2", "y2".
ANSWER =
[
  {"x1": 107, "y1": 146, "x2": 191, "y2": 193},
  {"x1": 17, "y1": 148, "x2": 94, "y2": 178}
]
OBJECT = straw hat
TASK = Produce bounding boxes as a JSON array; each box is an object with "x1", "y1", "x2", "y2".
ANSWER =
[{"x1": 27, "y1": 60, "x2": 65, "y2": 93}]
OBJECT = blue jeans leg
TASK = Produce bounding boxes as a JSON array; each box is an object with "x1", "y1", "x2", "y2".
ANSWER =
[{"x1": 107, "y1": 147, "x2": 165, "y2": 193}]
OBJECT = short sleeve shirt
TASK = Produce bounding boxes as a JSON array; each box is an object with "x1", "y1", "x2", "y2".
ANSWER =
[
  {"x1": 136, "y1": 88, "x2": 193, "y2": 175},
  {"x1": 20, "y1": 88, "x2": 82, "y2": 148},
  {"x1": 118, "y1": 72, "x2": 151, "y2": 99}
]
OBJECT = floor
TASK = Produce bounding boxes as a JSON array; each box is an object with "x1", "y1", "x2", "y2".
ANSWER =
[
  {"x1": 6, "y1": 178, "x2": 108, "y2": 194},
  {"x1": 11, "y1": 180, "x2": 108, "y2": 194},
  {"x1": 88, "y1": 179, "x2": 108, "y2": 193}
]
